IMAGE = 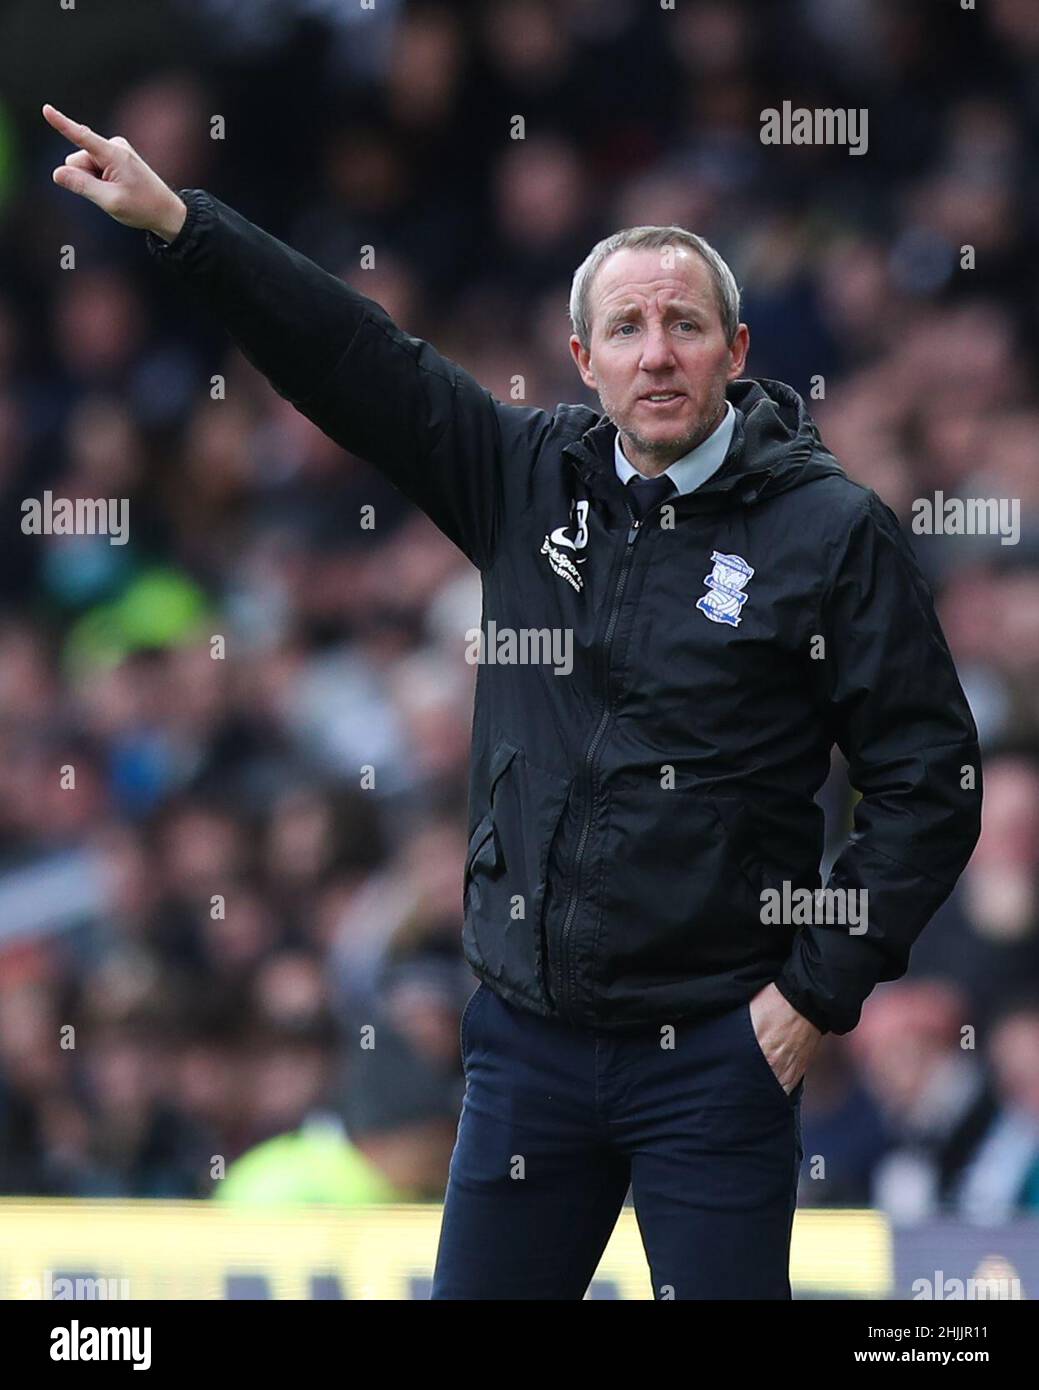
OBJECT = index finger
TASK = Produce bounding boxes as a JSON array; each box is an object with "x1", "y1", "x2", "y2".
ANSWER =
[{"x1": 42, "y1": 104, "x2": 113, "y2": 160}]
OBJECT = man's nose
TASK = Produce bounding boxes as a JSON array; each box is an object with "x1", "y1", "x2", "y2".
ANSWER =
[{"x1": 638, "y1": 325, "x2": 676, "y2": 371}]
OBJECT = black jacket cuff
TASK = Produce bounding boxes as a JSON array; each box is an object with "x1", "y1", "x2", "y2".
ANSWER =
[
  {"x1": 772, "y1": 973, "x2": 833, "y2": 1034},
  {"x1": 145, "y1": 188, "x2": 212, "y2": 263}
]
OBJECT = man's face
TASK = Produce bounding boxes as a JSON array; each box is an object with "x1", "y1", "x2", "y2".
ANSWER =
[{"x1": 569, "y1": 245, "x2": 749, "y2": 471}]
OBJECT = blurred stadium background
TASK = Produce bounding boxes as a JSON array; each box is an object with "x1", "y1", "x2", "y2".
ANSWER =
[{"x1": 0, "y1": 0, "x2": 1037, "y2": 1298}]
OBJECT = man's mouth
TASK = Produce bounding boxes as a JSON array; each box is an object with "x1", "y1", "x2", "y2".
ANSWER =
[{"x1": 638, "y1": 391, "x2": 685, "y2": 407}]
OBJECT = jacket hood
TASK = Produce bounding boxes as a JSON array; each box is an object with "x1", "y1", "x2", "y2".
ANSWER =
[
  {"x1": 568, "y1": 376, "x2": 846, "y2": 509},
  {"x1": 720, "y1": 377, "x2": 845, "y2": 501}
]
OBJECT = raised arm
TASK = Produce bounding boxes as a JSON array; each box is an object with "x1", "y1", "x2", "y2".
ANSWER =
[{"x1": 43, "y1": 103, "x2": 533, "y2": 570}]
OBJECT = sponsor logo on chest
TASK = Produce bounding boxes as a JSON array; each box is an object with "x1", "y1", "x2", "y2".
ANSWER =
[{"x1": 541, "y1": 499, "x2": 589, "y2": 592}]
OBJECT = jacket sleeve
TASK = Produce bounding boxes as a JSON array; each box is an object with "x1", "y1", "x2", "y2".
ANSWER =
[
  {"x1": 773, "y1": 491, "x2": 983, "y2": 1035},
  {"x1": 145, "y1": 188, "x2": 533, "y2": 571}
]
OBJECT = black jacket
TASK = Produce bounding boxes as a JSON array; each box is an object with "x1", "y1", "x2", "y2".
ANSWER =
[{"x1": 147, "y1": 189, "x2": 983, "y2": 1035}]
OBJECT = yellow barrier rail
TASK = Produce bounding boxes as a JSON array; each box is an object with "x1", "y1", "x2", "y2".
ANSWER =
[{"x1": 0, "y1": 1200, "x2": 891, "y2": 1299}]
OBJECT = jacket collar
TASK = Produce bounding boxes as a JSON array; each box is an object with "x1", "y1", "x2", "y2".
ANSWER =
[{"x1": 563, "y1": 402, "x2": 773, "y2": 514}]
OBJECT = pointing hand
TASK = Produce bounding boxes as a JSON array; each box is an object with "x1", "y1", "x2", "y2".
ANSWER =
[{"x1": 43, "y1": 103, "x2": 187, "y2": 243}]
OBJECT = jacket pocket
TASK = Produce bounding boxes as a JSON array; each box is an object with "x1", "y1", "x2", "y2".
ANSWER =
[
  {"x1": 463, "y1": 815, "x2": 498, "y2": 889},
  {"x1": 462, "y1": 741, "x2": 516, "y2": 899},
  {"x1": 595, "y1": 781, "x2": 788, "y2": 991},
  {"x1": 464, "y1": 738, "x2": 572, "y2": 1004}
]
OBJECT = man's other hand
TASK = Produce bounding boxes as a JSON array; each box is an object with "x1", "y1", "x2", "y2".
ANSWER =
[
  {"x1": 43, "y1": 104, "x2": 187, "y2": 243},
  {"x1": 749, "y1": 981, "x2": 823, "y2": 1094}
]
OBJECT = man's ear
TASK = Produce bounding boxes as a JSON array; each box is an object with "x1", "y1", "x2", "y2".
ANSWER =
[
  {"x1": 726, "y1": 324, "x2": 750, "y2": 381},
  {"x1": 569, "y1": 334, "x2": 598, "y2": 391}
]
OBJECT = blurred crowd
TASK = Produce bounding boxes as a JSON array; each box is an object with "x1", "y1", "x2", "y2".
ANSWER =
[{"x1": 0, "y1": 0, "x2": 1038, "y2": 1221}]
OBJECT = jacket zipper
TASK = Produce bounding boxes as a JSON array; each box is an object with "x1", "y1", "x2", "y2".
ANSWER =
[
  {"x1": 549, "y1": 430, "x2": 771, "y2": 1012},
  {"x1": 555, "y1": 501, "x2": 645, "y2": 1019}
]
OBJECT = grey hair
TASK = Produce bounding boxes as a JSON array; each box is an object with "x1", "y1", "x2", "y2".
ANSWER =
[{"x1": 569, "y1": 226, "x2": 741, "y2": 348}]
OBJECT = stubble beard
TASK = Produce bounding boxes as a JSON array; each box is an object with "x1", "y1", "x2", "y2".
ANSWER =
[{"x1": 612, "y1": 390, "x2": 728, "y2": 471}]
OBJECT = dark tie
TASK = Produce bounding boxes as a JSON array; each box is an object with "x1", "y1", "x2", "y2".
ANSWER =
[{"x1": 626, "y1": 472, "x2": 677, "y2": 523}]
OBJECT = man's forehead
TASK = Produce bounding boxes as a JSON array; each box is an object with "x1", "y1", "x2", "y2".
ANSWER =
[{"x1": 594, "y1": 246, "x2": 712, "y2": 306}]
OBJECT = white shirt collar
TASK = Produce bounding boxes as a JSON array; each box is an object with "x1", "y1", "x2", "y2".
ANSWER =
[{"x1": 613, "y1": 400, "x2": 736, "y2": 494}]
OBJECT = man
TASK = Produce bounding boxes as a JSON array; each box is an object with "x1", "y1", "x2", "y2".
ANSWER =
[{"x1": 44, "y1": 105, "x2": 982, "y2": 1299}]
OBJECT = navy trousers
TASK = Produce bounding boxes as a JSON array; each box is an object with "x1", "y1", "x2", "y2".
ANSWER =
[{"x1": 431, "y1": 982, "x2": 804, "y2": 1300}]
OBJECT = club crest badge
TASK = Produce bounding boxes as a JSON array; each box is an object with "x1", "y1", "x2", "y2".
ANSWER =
[{"x1": 696, "y1": 551, "x2": 754, "y2": 627}]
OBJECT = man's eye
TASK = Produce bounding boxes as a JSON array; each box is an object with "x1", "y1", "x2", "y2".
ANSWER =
[
  {"x1": 676, "y1": 321, "x2": 697, "y2": 332},
  {"x1": 615, "y1": 323, "x2": 637, "y2": 335}
]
